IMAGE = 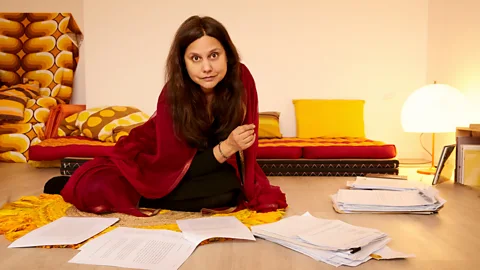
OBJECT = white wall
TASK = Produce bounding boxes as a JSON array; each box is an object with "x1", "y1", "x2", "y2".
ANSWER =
[
  {"x1": 1, "y1": 0, "x2": 86, "y2": 104},
  {"x1": 83, "y1": 0, "x2": 430, "y2": 159},
  {"x1": 6, "y1": 0, "x2": 477, "y2": 160},
  {"x1": 427, "y1": 0, "x2": 480, "y2": 160}
]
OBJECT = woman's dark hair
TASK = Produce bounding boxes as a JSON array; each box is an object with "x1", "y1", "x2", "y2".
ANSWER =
[{"x1": 165, "y1": 15, "x2": 245, "y2": 149}]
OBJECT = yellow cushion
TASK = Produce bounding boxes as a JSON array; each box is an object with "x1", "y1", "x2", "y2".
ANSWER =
[
  {"x1": 58, "y1": 106, "x2": 150, "y2": 142},
  {"x1": 258, "y1": 111, "x2": 282, "y2": 139},
  {"x1": 292, "y1": 99, "x2": 365, "y2": 138}
]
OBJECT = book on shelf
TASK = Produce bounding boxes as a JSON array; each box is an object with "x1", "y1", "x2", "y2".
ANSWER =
[{"x1": 455, "y1": 136, "x2": 480, "y2": 185}]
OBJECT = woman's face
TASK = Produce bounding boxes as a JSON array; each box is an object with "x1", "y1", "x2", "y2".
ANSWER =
[{"x1": 184, "y1": 35, "x2": 227, "y2": 93}]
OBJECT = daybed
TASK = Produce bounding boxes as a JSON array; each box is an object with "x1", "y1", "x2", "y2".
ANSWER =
[
  {"x1": 55, "y1": 138, "x2": 399, "y2": 177},
  {"x1": 254, "y1": 101, "x2": 399, "y2": 176},
  {"x1": 257, "y1": 137, "x2": 398, "y2": 176},
  {"x1": 27, "y1": 99, "x2": 399, "y2": 177}
]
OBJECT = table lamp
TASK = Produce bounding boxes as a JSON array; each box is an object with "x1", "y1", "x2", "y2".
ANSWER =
[{"x1": 400, "y1": 81, "x2": 468, "y2": 175}]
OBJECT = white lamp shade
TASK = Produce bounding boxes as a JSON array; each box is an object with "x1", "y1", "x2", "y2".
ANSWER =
[{"x1": 401, "y1": 83, "x2": 469, "y2": 133}]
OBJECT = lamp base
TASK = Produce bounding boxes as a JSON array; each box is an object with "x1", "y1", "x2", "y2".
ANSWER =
[{"x1": 417, "y1": 167, "x2": 437, "y2": 175}]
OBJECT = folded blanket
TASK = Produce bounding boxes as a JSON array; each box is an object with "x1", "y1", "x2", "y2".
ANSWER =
[{"x1": 0, "y1": 81, "x2": 40, "y2": 123}]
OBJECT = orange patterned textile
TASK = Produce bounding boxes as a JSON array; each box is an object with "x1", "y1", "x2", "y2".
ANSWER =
[
  {"x1": 0, "y1": 13, "x2": 83, "y2": 162},
  {"x1": 0, "y1": 12, "x2": 83, "y2": 103},
  {"x1": 29, "y1": 137, "x2": 115, "y2": 161}
]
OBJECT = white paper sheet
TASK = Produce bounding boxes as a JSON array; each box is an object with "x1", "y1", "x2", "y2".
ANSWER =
[
  {"x1": 176, "y1": 216, "x2": 255, "y2": 245},
  {"x1": 8, "y1": 217, "x2": 119, "y2": 248},
  {"x1": 69, "y1": 227, "x2": 196, "y2": 270}
]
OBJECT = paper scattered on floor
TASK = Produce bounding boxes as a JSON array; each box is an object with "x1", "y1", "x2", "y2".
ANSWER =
[
  {"x1": 69, "y1": 227, "x2": 196, "y2": 270},
  {"x1": 176, "y1": 216, "x2": 256, "y2": 245},
  {"x1": 70, "y1": 216, "x2": 255, "y2": 270},
  {"x1": 251, "y1": 213, "x2": 414, "y2": 267},
  {"x1": 8, "y1": 217, "x2": 119, "y2": 248}
]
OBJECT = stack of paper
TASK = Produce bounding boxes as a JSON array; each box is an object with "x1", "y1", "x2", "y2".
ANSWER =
[
  {"x1": 347, "y1": 177, "x2": 429, "y2": 191},
  {"x1": 251, "y1": 213, "x2": 414, "y2": 267},
  {"x1": 332, "y1": 177, "x2": 447, "y2": 214}
]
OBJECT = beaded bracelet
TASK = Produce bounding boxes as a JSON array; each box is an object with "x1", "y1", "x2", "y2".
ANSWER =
[{"x1": 218, "y1": 141, "x2": 229, "y2": 159}]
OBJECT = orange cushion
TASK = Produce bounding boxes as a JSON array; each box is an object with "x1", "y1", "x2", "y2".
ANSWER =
[{"x1": 258, "y1": 137, "x2": 397, "y2": 159}]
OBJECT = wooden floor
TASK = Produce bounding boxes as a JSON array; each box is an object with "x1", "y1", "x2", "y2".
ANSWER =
[{"x1": 1, "y1": 163, "x2": 480, "y2": 270}]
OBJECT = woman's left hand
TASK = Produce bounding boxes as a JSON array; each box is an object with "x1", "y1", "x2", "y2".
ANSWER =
[{"x1": 224, "y1": 124, "x2": 256, "y2": 152}]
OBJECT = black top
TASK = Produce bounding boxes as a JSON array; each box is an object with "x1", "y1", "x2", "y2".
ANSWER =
[
  {"x1": 141, "y1": 125, "x2": 242, "y2": 206},
  {"x1": 162, "y1": 146, "x2": 241, "y2": 201}
]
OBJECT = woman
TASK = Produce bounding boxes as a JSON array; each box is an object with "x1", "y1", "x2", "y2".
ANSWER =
[{"x1": 44, "y1": 15, "x2": 288, "y2": 217}]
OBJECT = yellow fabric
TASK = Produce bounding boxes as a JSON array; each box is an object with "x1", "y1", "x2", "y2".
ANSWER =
[
  {"x1": 27, "y1": 159, "x2": 61, "y2": 168},
  {"x1": 0, "y1": 194, "x2": 286, "y2": 249},
  {"x1": 258, "y1": 111, "x2": 282, "y2": 139},
  {"x1": 58, "y1": 106, "x2": 150, "y2": 142},
  {"x1": 292, "y1": 99, "x2": 366, "y2": 138}
]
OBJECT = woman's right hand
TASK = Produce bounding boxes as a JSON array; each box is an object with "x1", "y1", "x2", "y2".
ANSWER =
[{"x1": 224, "y1": 124, "x2": 256, "y2": 153}]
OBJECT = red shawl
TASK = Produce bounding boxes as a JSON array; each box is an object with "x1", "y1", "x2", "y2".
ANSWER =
[{"x1": 61, "y1": 63, "x2": 287, "y2": 217}]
